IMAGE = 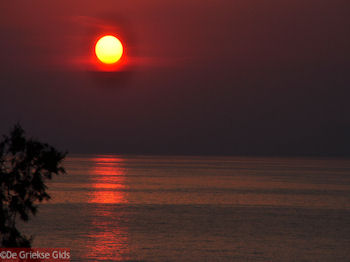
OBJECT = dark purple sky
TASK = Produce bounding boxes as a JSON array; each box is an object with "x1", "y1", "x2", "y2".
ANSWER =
[{"x1": 1, "y1": 0, "x2": 350, "y2": 155}]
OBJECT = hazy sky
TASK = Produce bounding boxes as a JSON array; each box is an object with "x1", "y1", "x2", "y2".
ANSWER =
[{"x1": 1, "y1": 0, "x2": 350, "y2": 155}]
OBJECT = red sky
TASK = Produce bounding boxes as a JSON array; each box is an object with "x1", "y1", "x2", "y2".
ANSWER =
[{"x1": 1, "y1": 0, "x2": 350, "y2": 155}]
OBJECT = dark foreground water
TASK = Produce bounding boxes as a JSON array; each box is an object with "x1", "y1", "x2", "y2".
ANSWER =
[{"x1": 21, "y1": 155, "x2": 350, "y2": 261}]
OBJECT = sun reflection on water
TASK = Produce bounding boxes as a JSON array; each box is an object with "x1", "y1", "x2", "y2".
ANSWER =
[
  {"x1": 88, "y1": 156, "x2": 128, "y2": 204},
  {"x1": 84, "y1": 156, "x2": 129, "y2": 261}
]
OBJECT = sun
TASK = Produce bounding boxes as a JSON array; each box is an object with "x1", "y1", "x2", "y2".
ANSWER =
[{"x1": 95, "y1": 35, "x2": 123, "y2": 64}]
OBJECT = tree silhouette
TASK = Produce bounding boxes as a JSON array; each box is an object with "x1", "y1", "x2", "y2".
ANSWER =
[{"x1": 0, "y1": 124, "x2": 66, "y2": 247}]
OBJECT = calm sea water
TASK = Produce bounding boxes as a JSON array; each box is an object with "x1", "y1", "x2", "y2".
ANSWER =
[{"x1": 21, "y1": 155, "x2": 350, "y2": 261}]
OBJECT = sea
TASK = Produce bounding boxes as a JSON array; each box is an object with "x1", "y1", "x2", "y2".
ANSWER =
[{"x1": 20, "y1": 155, "x2": 350, "y2": 261}]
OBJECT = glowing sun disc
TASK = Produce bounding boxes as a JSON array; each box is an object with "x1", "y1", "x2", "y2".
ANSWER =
[{"x1": 95, "y1": 35, "x2": 123, "y2": 64}]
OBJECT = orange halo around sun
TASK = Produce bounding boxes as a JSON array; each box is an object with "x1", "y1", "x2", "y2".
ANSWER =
[{"x1": 95, "y1": 35, "x2": 123, "y2": 64}]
